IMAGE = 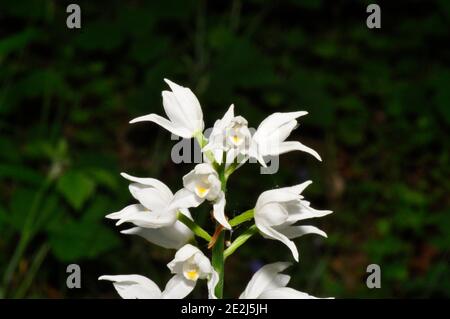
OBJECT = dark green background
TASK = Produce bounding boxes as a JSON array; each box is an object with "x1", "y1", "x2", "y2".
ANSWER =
[{"x1": 1, "y1": 0, "x2": 449, "y2": 298}]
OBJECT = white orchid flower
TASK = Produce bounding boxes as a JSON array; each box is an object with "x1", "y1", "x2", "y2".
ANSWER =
[
  {"x1": 99, "y1": 274, "x2": 164, "y2": 299},
  {"x1": 254, "y1": 181, "x2": 332, "y2": 261},
  {"x1": 203, "y1": 104, "x2": 252, "y2": 164},
  {"x1": 166, "y1": 244, "x2": 219, "y2": 299},
  {"x1": 130, "y1": 79, "x2": 204, "y2": 139},
  {"x1": 99, "y1": 274, "x2": 190, "y2": 299},
  {"x1": 249, "y1": 111, "x2": 321, "y2": 167},
  {"x1": 240, "y1": 262, "x2": 331, "y2": 299},
  {"x1": 106, "y1": 172, "x2": 193, "y2": 249},
  {"x1": 170, "y1": 163, "x2": 231, "y2": 229}
]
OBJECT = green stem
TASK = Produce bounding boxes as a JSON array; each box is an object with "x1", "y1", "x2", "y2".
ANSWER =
[
  {"x1": 229, "y1": 209, "x2": 254, "y2": 227},
  {"x1": 211, "y1": 157, "x2": 228, "y2": 298},
  {"x1": 224, "y1": 224, "x2": 258, "y2": 260},
  {"x1": 2, "y1": 176, "x2": 52, "y2": 295},
  {"x1": 194, "y1": 132, "x2": 216, "y2": 164},
  {"x1": 211, "y1": 230, "x2": 225, "y2": 298},
  {"x1": 177, "y1": 212, "x2": 212, "y2": 242},
  {"x1": 14, "y1": 243, "x2": 50, "y2": 298}
]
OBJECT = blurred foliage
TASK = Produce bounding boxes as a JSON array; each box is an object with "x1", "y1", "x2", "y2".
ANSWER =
[{"x1": 0, "y1": 0, "x2": 449, "y2": 298}]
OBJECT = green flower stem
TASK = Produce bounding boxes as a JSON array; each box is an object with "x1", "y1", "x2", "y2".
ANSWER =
[
  {"x1": 211, "y1": 230, "x2": 225, "y2": 298},
  {"x1": 177, "y1": 212, "x2": 212, "y2": 242},
  {"x1": 229, "y1": 209, "x2": 254, "y2": 227},
  {"x1": 224, "y1": 160, "x2": 239, "y2": 179},
  {"x1": 194, "y1": 131, "x2": 216, "y2": 164},
  {"x1": 211, "y1": 158, "x2": 228, "y2": 298},
  {"x1": 224, "y1": 224, "x2": 258, "y2": 260}
]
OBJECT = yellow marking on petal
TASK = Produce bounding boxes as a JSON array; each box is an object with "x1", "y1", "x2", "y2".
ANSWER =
[
  {"x1": 196, "y1": 186, "x2": 208, "y2": 197},
  {"x1": 186, "y1": 270, "x2": 198, "y2": 280},
  {"x1": 231, "y1": 135, "x2": 240, "y2": 144}
]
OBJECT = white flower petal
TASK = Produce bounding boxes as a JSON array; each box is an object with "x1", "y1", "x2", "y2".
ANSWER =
[
  {"x1": 130, "y1": 113, "x2": 192, "y2": 138},
  {"x1": 164, "y1": 78, "x2": 204, "y2": 133},
  {"x1": 106, "y1": 204, "x2": 146, "y2": 221},
  {"x1": 170, "y1": 188, "x2": 204, "y2": 210},
  {"x1": 207, "y1": 270, "x2": 220, "y2": 299},
  {"x1": 161, "y1": 274, "x2": 196, "y2": 299},
  {"x1": 255, "y1": 188, "x2": 301, "y2": 211},
  {"x1": 212, "y1": 192, "x2": 231, "y2": 229},
  {"x1": 162, "y1": 90, "x2": 193, "y2": 132},
  {"x1": 254, "y1": 111, "x2": 307, "y2": 141},
  {"x1": 256, "y1": 221, "x2": 299, "y2": 261},
  {"x1": 286, "y1": 203, "x2": 333, "y2": 223},
  {"x1": 99, "y1": 275, "x2": 162, "y2": 299},
  {"x1": 115, "y1": 208, "x2": 176, "y2": 228},
  {"x1": 257, "y1": 287, "x2": 320, "y2": 299},
  {"x1": 121, "y1": 221, "x2": 193, "y2": 249},
  {"x1": 272, "y1": 141, "x2": 322, "y2": 161},
  {"x1": 120, "y1": 173, "x2": 173, "y2": 200},
  {"x1": 278, "y1": 225, "x2": 327, "y2": 239},
  {"x1": 239, "y1": 262, "x2": 292, "y2": 299},
  {"x1": 128, "y1": 184, "x2": 170, "y2": 211},
  {"x1": 256, "y1": 202, "x2": 288, "y2": 227},
  {"x1": 167, "y1": 244, "x2": 202, "y2": 273}
]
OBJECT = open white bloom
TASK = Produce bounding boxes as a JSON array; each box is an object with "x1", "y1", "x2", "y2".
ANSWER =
[
  {"x1": 166, "y1": 244, "x2": 219, "y2": 299},
  {"x1": 254, "y1": 181, "x2": 332, "y2": 261},
  {"x1": 203, "y1": 104, "x2": 252, "y2": 164},
  {"x1": 170, "y1": 163, "x2": 231, "y2": 229},
  {"x1": 106, "y1": 172, "x2": 193, "y2": 249},
  {"x1": 130, "y1": 79, "x2": 204, "y2": 138},
  {"x1": 249, "y1": 111, "x2": 321, "y2": 167},
  {"x1": 240, "y1": 262, "x2": 331, "y2": 299}
]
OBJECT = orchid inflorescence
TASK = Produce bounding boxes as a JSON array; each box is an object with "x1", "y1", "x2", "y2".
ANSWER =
[{"x1": 99, "y1": 79, "x2": 333, "y2": 299}]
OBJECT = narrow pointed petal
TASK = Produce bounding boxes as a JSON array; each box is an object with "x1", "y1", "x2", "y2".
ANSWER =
[
  {"x1": 287, "y1": 204, "x2": 333, "y2": 223},
  {"x1": 273, "y1": 141, "x2": 322, "y2": 161},
  {"x1": 161, "y1": 274, "x2": 196, "y2": 299},
  {"x1": 212, "y1": 192, "x2": 231, "y2": 229},
  {"x1": 99, "y1": 275, "x2": 162, "y2": 299},
  {"x1": 278, "y1": 225, "x2": 327, "y2": 239},
  {"x1": 207, "y1": 270, "x2": 220, "y2": 299},
  {"x1": 105, "y1": 204, "x2": 145, "y2": 220},
  {"x1": 130, "y1": 113, "x2": 192, "y2": 138},
  {"x1": 255, "y1": 188, "x2": 300, "y2": 211},
  {"x1": 256, "y1": 222, "x2": 299, "y2": 261},
  {"x1": 288, "y1": 181, "x2": 313, "y2": 195},
  {"x1": 255, "y1": 111, "x2": 308, "y2": 140},
  {"x1": 115, "y1": 209, "x2": 176, "y2": 228},
  {"x1": 120, "y1": 173, "x2": 173, "y2": 199},
  {"x1": 121, "y1": 222, "x2": 193, "y2": 249}
]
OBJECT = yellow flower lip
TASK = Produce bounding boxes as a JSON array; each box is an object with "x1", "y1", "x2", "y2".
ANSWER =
[
  {"x1": 185, "y1": 269, "x2": 199, "y2": 281},
  {"x1": 195, "y1": 185, "x2": 209, "y2": 198}
]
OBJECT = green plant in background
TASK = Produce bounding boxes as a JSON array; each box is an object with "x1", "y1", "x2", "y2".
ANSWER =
[
  {"x1": 1, "y1": 0, "x2": 449, "y2": 298},
  {"x1": 99, "y1": 79, "x2": 332, "y2": 299}
]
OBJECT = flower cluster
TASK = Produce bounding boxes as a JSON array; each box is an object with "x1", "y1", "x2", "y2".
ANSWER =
[{"x1": 99, "y1": 79, "x2": 333, "y2": 299}]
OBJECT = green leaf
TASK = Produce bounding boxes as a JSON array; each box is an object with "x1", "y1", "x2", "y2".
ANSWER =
[
  {"x1": 8, "y1": 188, "x2": 35, "y2": 231},
  {"x1": 0, "y1": 164, "x2": 44, "y2": 186},
  {"x1": 0, "y1": 28, "x2": 39, "y2": 58},
  {"x1": 48, "y1": 221, "x2": 121, "y2": 262},
  {"x1": 56, "y1": 170, "x2": 96, "y2": 210}
]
